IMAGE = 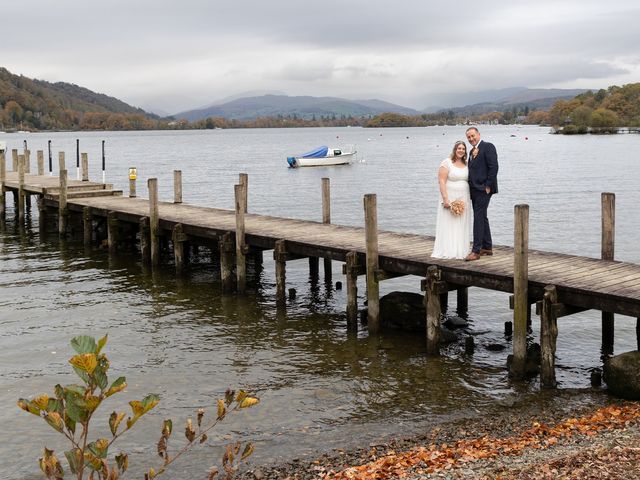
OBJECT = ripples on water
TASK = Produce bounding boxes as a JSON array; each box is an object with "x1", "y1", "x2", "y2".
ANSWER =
[{"x1": 1, "y1": 126, "x2": 639, "y2": 479}]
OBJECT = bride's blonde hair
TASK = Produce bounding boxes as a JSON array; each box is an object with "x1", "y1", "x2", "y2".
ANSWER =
[{"x1": 449, "y1": 140, "x2": 467, "y2": 165}]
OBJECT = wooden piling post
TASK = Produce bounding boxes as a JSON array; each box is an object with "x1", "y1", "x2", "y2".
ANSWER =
[
  {"x1": 274, "y1": 239, "x2": 287, "y2": 305},
  {"x1": 457, "y1": 287, "x2": 468, "y2": 316},
  {"x1": 601, "y1": 192, "x2": 615, "y2": 354},
  {"x1": 364, "y1": 194, "x2": 380, "y2": 333},
  {"x1": 345, "y1": 251, "x2": 359, "y2": 328},
  {"x1": 81, "y1": 153, "x2": 89, "y2": 181},
  {"x1": 107, "y1": 211, "x2": 118, "y2": 254},
  {"x1": 83, "y1": 207, "x2": 92, "y2": 246},
  {"x1": 37, "y1": 150, "x2": 44, "y2": 176},
  {"x1": 0, "y1": 152, "x2": 5, "y2": 221},
  {"x1": 173, "y1": 223, "x2": 186, "y2": 273},
  {"x1": 58, "y1": 152, "x2": 66, "y2": 172},
  {"x1": 235, "y1": 183, "x2": 247, "y2": 293},
  {"x1": 139, "y1": 217, "x2": 151, "y2": 264},
  {"x1": 18, "y1": 154, "x2": 26, "y2": 223},
  {"x1": 425, "y1": 266, "x2": 442, "y2": 355},
  {"x1": 148, "y1": 178, "x2": 160, "y2": 266},
  {"x1": 512, "y1": 204, "x2": 529, "y2": 377},
  {"x1": 37, "y1": 196, "x2": 47, "y2": 235},
  {"x1": 322, "y1": 177, "x2": 332, "y2": 282},
  {"x1": 239, "y1": 173, "x2": 248, "y2": 213},
  {"x1": 12, "y1": 149, "x2": 18, "y2": 171},
  {"x1": 309, "y1": 257, "x2": 319, "y2": 278},
  {"x1": 174, "y1": 170, "x2": 182, "y2": 203},
  {"x1": 440, "y1": 291, "x2": 448, "y2": 314},
  {"x1": 59, "y1": 169, "x2": 68, "y2": 236},
  {"x1": 540, "y1": 285, "x2": 559, "y2": 388},
  {"x1": 219, "y1": 232, "x2": 235, "y2": 293},
  {"x1": 0, "y1": 155, "x2": 7, "y2": 224},
  {"x1": 25, "y1": 149, "x2": 31, "y2": 174}
]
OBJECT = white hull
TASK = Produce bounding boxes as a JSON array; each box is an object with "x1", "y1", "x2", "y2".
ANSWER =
[{"x1": 291, "y1": 151, "x2": 355, "y2": 167}]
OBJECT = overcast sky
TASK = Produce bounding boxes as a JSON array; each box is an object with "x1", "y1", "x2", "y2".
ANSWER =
[{"x1": 2, "y1": 0, "x2": 639, "y2": 114}]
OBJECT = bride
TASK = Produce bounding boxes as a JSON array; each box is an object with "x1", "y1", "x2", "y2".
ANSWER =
[{"x1": 431, "y1": 140, "x2": 471, "y2": 259}]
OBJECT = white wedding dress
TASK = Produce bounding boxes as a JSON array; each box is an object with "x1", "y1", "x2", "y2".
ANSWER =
[{"x1": 431, "y1": 158, "x2": 471, "y2": 259}]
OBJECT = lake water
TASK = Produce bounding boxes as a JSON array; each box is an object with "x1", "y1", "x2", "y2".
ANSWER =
[{"x1": 1, "y1": 125, "x2": 639, "y2": 479}]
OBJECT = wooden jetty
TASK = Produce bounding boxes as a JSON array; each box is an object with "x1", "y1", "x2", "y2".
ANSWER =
[{"x1": 1, "y1": 148, "x2": 639, "y2": 388}]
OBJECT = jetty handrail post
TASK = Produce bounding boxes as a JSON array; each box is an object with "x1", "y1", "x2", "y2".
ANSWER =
[
  {"x1": 76, "y1": 139, "x2": 80, "y2": 180},
  {"x1": 235, "y1": 183, "x2": 247, "y2": 293},
  {"x1": 148, "y1": 178, "x2": 160, "y2": 266},
  {"x1": 174, "y1": 170, "x2": 182, "y2": 204},
  {"x1": 601, "y1": 192, "x2": 615, "y2": 355},
  {"x1": 59, "y1": 169, "x2": 68, "y2": 236},
  {"x1": 0, "y1": 151, "x2": 6, "y2": 221},
  {"x1": 48, "y1": 140, "x2": 52, "y2": 175},
  {"x1": 239, "y1": 173, "x2": 248, "y2": 213},
  {"x1": 83, "y1": 206, "x2": 92, "y2": 247},
  {"x1": 58, "y1": 152, "x2": 66, "y2": 172},
  {"x1": 274, "y1": 239, "x2": 287, "y2": 306},
  {"x1": 219, "y1": 232, "x2": 235, "y2": 293},
  {"x1": 540, "y1": 285, "x2": 559, "y2": 388},
  {"x1": 81, "y1": 153, "x2": 89, "y2": 181},
  {"x1": 25, "y1": 149, "x2": 31, "y2": 174},
  {"x1": 364, "y1": 193, "x2": 380, "y2": 333},
  {"x1": 322, "y1": 177, "x2": 332, "y2": 283},
  {"x1": 12, "y1": 149, "x2": 18, "y2": 171},
  {"x1": 511, "y1": 204, "x2": 529, "y2": 378},
  {"x1": 37, "y1": 150, "x2": 44, "y2": 176},
  {"x1": 345, "y1": 251, "x2": 359, "y2": 329},
  {"x1": 18, "y1": 154, "x2": 26, "y2": 223}
]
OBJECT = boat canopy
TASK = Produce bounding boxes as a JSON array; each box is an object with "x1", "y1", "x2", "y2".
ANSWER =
[{"x1": 300, "y1": 146, "x2": 328, "y2": 158}]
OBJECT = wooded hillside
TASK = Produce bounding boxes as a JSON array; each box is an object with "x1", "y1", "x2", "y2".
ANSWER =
[{"x1": 0, "y1": 67, "x2": 160, "y2": 131}]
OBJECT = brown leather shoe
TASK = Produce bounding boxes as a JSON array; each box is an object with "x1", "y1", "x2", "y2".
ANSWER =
[
  {"x1": 465, "y1": 252, "x2": 480, "y2": 261},
  {"x1": 480, "y1": 249, "x2": 493, "y2": 256}
]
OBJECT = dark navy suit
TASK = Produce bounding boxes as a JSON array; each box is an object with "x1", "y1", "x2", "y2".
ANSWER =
[{"x1": 468, "y1": 140, "x2": 498, "y2": 253}]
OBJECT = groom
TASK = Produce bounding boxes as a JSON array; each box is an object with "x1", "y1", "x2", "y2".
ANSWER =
[{"x1": 465, "y1": 127, "x2": 499, "y2": 261}]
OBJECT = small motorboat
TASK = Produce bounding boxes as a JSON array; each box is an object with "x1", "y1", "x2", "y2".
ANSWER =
[
  {"x1": 0, "y1": 140, "x2": 6, "y2": 154},
  {"x1": 287, "y1": 145, "x2": 356, "y2": 168}
]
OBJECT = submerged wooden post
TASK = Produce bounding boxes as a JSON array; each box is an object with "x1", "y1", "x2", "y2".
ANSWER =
[
  {"x1": 425, "y1": 265, "x2": 442, "y2": 355},
  {"x1": 173, "y1": 223, "x2": 186, "y2": 273},
  {"x1": 81, "y1": 153, "x2": 89, "y2": 181},
  {"x1": 139, "y1": 217, "x2": 151, "y2": 264},
  {"x1": 457, "y1": 287, "x2": 468, "y2": 316},
  {"x1": 219, "y1": 232, "x2": 235, "y2": 293},
  {"x1": 18, "y1": 154, "x2": 26, "y2": 223},
  {"x1": 274, "y1": 239, "x2": 287, "y2": 305},
  {"x1": 37, "y1": 150, "x2": 44, "y2": 176},
  {"x1": 322, "y1": 177, "x2": 332, "y2": 283},
  {"x1": 235, "y1": 183, "x2": 247, "y2": 293},
  {"x1": 59, "y1": 169, "x2": 68, "y2": 236},
  {"x1": 345, "y1": 251, "x2": 359, "y2": 329},
  {"x1": 148, "y1": 178, "x2": 160, "y2": 266},
  {"x1": 58, "y1": 152, "x2": 66, "y2": 172},
  {"x1": 239, "y1": 173, "x2": 248, "y2": 213},
  {"x1": 364, "y1": 194, "x2": 380, "y2": 333},
  {"x1": 107, "y1": 211, "x2": 118, "y2": 254},
  {"x1": 83, "y1": 207, "x2": 92, "y2": 246},
  {"x1": 601, "y1": 192, "x2": 615, "y2": 354},
  {"x1": 309, "y1": 257, "x2": 319, "y2": 278},
  {"x1": 174, "y1": 170, "x2": 182, "y2": 203},
  {"x1": 0, "y1": 152, "x2": 6, "y2": 221},
  {"x1": 540, "y1": 285, "x2": 559, "y2": 388},
  {"x1": 512, "y1": 204, "x2": 529, "y2": 377}
]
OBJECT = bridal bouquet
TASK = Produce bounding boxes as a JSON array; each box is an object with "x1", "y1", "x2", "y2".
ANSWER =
[{"x1": 450, "y1": 199, "x2": 465, "y2": 216}]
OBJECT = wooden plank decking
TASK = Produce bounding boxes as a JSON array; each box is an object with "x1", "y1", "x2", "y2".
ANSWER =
[{"x1": 4, "y1": 172, "x2": 640, "y2": 318}]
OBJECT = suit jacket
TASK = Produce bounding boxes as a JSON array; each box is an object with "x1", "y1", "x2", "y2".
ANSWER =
[{"x1": 468, "y1": 140, "x2": 499, "y2": 193}]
